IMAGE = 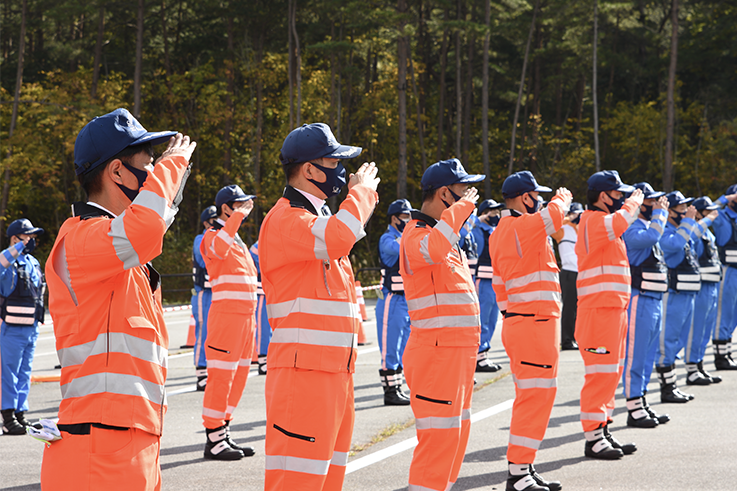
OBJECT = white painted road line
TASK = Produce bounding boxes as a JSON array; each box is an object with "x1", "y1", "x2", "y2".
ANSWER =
[{"x1": 345, "y1": 398, "x2": 514, "y2": 475}]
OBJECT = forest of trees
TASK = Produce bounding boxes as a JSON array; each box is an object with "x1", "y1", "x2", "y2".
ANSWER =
[{"x1": 1, "y1": 0, "x2": 736, "y2": 301}]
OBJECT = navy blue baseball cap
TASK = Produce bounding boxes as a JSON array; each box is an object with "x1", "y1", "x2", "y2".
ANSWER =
[
  {"x1": 215, "y1": 185, "x2": 255, "y2": 208},
  {"x1": 726, "y1": 184, "x2": 737, "y2": 196},
  {"x1": 588, "y1": 170, "x2": 634, "y2": 193},
  {"x1": 387, "y1": 199, "x2": 412, "y2": 216},
  {"x1": 502, "y1": 171, "x2": 551, "y2": 199},
  {"x1": 7, "y1": 218, "x2": 44, "y2": 238},
  {"x1": 74, "y1": 108, "x2": 176, "y2": 176},
  {"x1": 478, "y1": 199, "x2": 504, "y2": 215},
  {"x1": 633, "y1": 182, "x2": 665, "y2": 199},
  {"x1": 569, "y1": 202, "x2": 584, "y2": 214},
  {"x1": 692, "y1": 196, "x2": 719, "y2": 211},
  {"x1": 421, "y1": 159, "x2": 484, "y2": 192},
  {"x1": 666, "y1": 191, "x2": 694, "y2": 208},
  {"x1": 200, "y1": 205, "x2": 217, "y2": 224},
  {"x1": 280, "y1": 123, "x2": 362, "y2": 165}
]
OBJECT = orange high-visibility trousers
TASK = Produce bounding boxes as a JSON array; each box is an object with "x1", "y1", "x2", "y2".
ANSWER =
[
  {"x1": 576, "y1": 306, "x2": 627, "y2": 432},
  {"x1": 202, "y1": 309, "x2": 256, "y2": 429},
  {"x1": 502, "y1": 315, "x2": 559, "y2": 464},
  {"x1": 41, "y1": 427, "x2": 160, "y2": 491},
  {"x1": 403, "y1": 337, "x2": 476, "y2": 491},
  {"x1": 264, "y1": 367, "x2": 354, "y2": 491}
]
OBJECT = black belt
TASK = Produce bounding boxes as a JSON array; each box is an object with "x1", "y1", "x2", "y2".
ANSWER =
[{"x1": 57, "y1": 423, "x2": 129, "y2": 435}]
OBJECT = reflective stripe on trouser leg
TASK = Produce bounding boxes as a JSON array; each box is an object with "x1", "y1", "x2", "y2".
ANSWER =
[
  {"x1": 404, "y1": 336, "x2": 477, "y2": 491},
  {"x1": 577, "y1": 307, "x2": 627, "y2": 432},
  {"x1": 716, "y1": 266, "x2": 737, "y2": 340},
  {"x1": 265, "y1": 368, "x2": 354, "y2": 491},
  {"x1": 501, "y1": 315, "x2": 559, "y2": 463},
  {"x1": 193, "y1": 289, "x2": 212, "y2": 368},
  {"x1": 225, "y1": 315, "x2": 256, "y2": 421},
  {"x1": 375, "y1": 291, "x2": 411, "y2": 371},
  {"x1": 477, "y1": 278, "x2": 500, "y2": 353},
  {"x1": 684, "y1": 282, "x2": 718, "y2": 363},
  {"x1": 622, "y1": 292, "x2": 663, "y2": 399},
  {"x1": 202, "y1": 308, "x2": 251, "y2": 429},
  {"x1": 657, "y1": 291, "x2": 696, "y2": 367}
]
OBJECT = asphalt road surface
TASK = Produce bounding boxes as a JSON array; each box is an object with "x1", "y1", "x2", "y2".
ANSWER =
[{"x1": 1, "y1": 298, "x2": 735, "y2": 490}]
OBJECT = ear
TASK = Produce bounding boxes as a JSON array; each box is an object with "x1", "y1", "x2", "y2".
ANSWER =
[{"x1": 107, "y1": 159, "x2": 126, "y2": 185}]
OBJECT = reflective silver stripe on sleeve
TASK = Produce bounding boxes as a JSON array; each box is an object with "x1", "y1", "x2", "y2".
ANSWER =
[
  {"x1": 539, "y1": 207, "x2": 556, "y2": 236},
  {"x1": 677, "y1": 228, "x2": 691, "y2": 241},
  {"x1": 506, "y1": 290, "x2": 561, "y2": 304},
  {"x1": 134, "y1": 190, "x2": 176, "y2": 227},
  {"x1": 513, "y1": 375, "x2": 558, "y2": 389},
  {"x1": 509, "y1": 434, "x2": 542, "y2": 450},
  {"x1": 270, "y1": 328, "x2": 356, "y2": 348},
  {"x1": 411, "y1": 314, "x2": 481, "y2": 329},
  {"x1": 415, "y1": 415, "x2": 461, "y2": 430},
  {"x1": 331, "y1": 451, "x2": 349, "y2": 467},
  {"x1": 60, "y1": 372, "x2": 164, "y2": 405},
  {"x1": 619, "y1": 208, "x2": 636, "y2": 226},
  {"x1": 267, "y1": 297, "x2": 361, "y2": 320},
  {"x1": 603, "y1": 215, "x2": 616, "y2": 241},
  {"x1": 216, "y1": 229, "x2": 235, "y2": 247},
  {"x1": 419, "y1": 235, "x2": 435, "y2": 265},
  {"x1": 265, "y1": 455, "x2": 331, "y2": 476},
  {"x1": 206, "y1": 359, "x2": 239, "y2": 370},
  {"x1": 406, "y1": 291, "x2": 479, "y2": 311},
  {"x1": 212, "y1": 291, "x2": 258, "y2": 302},
  {"x1": 335, "y1": 209, "x2": 365, "y2": 242},
  {"x1": 109, "y1": 211, "x2": 141, "y2": 270},
  {"x1": 584, "y1": 363, "x2": 620, "y2": 374},
  {"x1": 311, "y1": 216, "x2": 331, "y2": 260},
  {"x1": 210, "y1": 275, "x2": 258, "y2": 286},
  {"x1": 492, "y1": 274, "x2": 504, "y2": 285},
  {"x1": 577, "y1": 265, "x2": 630, "y2": 281},
  {"x1": 681, "y1": 221, "x2": 696, "y2": 234},
  {"x1": 650, "y1": 221, "x2": 664, "y2": 234},
  {"x1": 435, "y1": 220, "x2": 460, "y2": 247},
  {"x1": 57, "y1": 332, "x2": 168, "y2": 369},
  {"x1": 580, "y1": 412, "x2": 608, "y2": 422},
  {"x1": 577, "y1": 282, "x2": 630, "y2": 296},
  {"x1": 504, "y1": 271, "x2": 560, "y2": 291}
]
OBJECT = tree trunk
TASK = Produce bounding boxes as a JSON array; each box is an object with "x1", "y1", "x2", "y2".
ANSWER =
[
  {"x1": 508, "y1": 0, "x2": 540, "y2": 175},
  {"x1": 161, "y1": 0, "x2": 171, "y2": 82},
  {"x1": 436, "y1": 9, "x2": 450, "y2": 161},
  {"x1": 288, "y1": 0, "x2": 294, "y2": 129},
  {"x1": 330, "y1": 21, "x2": 337, "y2": 129},
  {"x1": 222, "y1": 8, "x2": 235, "y2": 184},
  {"x1": 409, "y1": 55, "x2": 427, "y2": 172},
  {"x1": 292, "y1": 0, "x2": 302, "y2": 127},
  {"x1": 592, "y1": 0, "x2": 601, "y2": 171},
  {"x1": 253, "y1": 32, "x2": 264, "y2": 226},
  {"x1": 91, "y1": 4, "x2": 105, "y2": 98},
  {"x1": 663, "y1": 0, "x2": 678, "y2": 192},
  {"x1": 454, "y1": 0, "x2": 462, "y2": 159},
  {"x1": 575, "y1": 73, "x2": 585, "y2": 134},
  {"x1": 133, "y1": 0, "x2": 145, "y2": 118},
  {"x1": 397, "y1": 0, "x2": 408, "y2": 198},
  {"x1": 482, "y1": 0, "x2": 491, "y2": 197},
  {"x1": 1, "y1": 0, "x2": 27, "y2": 244},
  {"x1": 529, "y1": 25, "x2": 541, "y2": 173},
  {"x1": 463, "y1": 10, "x2": 473, "y2": 166}
]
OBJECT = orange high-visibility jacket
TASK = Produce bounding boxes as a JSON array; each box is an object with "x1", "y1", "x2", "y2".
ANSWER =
[
  {"x1": 45, "y1": 155, "x2": 190, "y2": 436},
  {"x1": 200, "y1": 210, "x2": 258, "y2": 313},
  {"x1": 575, "y1": 200, "x2": 640, "y2": 310},
  {"x1": 489, "y1": 196, "x2": 568, "y2": 317},
  {"x1": 259, "y1": 185, "x2": 378, "y2": 373},
  {"x1": 399, "y1": 200, "x2": 481, "y2": 347}
]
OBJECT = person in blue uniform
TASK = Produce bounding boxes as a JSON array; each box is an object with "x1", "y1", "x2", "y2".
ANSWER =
[
  {"x1": 375, "y1": 199, "x2": 412, "y2": 406},
  {"x1": 686, "y1": 197, "x2": 723, "y2": 384},
  {"x1": 656, "y1": 191, "x2": 714, "y2": 403},
  {"x1": 709, "y1": 185, "x2": 737, "y2": 370},
  {"x1": 471, "y1": 199, "x2": 503, "y2": 372},
  {"x1": 192, "y1": 206, "x2": 217, "y2": 390},
  {"x1": 1, "y1": 218, "x2": 45, "y2": 435},
  {"x1": 249, "y1": 241, "x2": 271, "y2": 375},
  {"x1": 460, "y1": 216, "x2": 479, "y2": 277},
  {"x1": 621, "y1": 183, "x2": 670, "y2": 427}
]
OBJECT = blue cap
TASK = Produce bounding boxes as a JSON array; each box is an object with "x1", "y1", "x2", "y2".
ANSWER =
[
  {"x1": 501, "y1": 171, "x2": 551, "y2": 199},
  {"x1": 633, "y1": 182, "x2": 665, "y2": 199},
  {"x1": 421, "y1": 159, "x2": 485, "y2": 192},
  {"x1": 387, "y1": 199, "x2": 412, "y2": 216},
  {"x1": 692, "y1": 196, "x2": 719, "y2": 211},
  {"x1": 726, "y1": 184, "x2": 737, "y2": 196},
  {"x1": 666, "y1": 191, "x2": 694, "y2": 208},
  {"x1": 587, "y1": 170, "x2": 634, "y2": 193},
  {"x1": 280, "y1": 123, "x2": 362, "y2": 165},
  {"x1": 200, "y1": 206, "x2": 217, "y2": 224},
  {"x1": 478, "y1": 199, "x2": 503, "y2": 214},
  {"x1": 74, "y1": 108, "x2": 176, "y2": 175},
  {"x1": 215, "y1": 185, "x2": 255, "y2": 208},
  {"x1": 569, "y1": 202, "x2": 584, "y2": 214},
  {"x1": 7, "y1": 218, "x2": 44, "y2": 238}
]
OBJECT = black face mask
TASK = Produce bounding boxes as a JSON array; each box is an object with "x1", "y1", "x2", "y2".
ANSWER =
[
  {"x1": 441, "y1": 188, "x2": 463, "y2": 209},
  {"x1": 308, "y1": 161, "x2": 347, "y2": 198},
  {"x1": 672, "y1": 211, "x2": 686, "y2": 225},
  {"x1": 640, "y1": 204, "x2": 653, "y2": 221},
  {"x1": 729, "y1": 201, "x2": 737, "y2": 213},
  {"x1": 604, "y1": 192, "x2": 624, "y2": 213},
  {"x1": 488, "y1": 216, "x2": 500, "y2": 227},
  {"x1": 116, "y1": 163, "x2": 149, "y2": 202},
  {"x1": 571, "y1": 214, "x2": 581, "y2": 225},
  {"x1": 23, "y1": 238, "x2": 36, "y2": 255},
  {"x1": 523, "y1": 194, "x2": 540, "y2": 214},
  {"x1": 395, "y1": 219, "x2": 408, "y2": 233}
]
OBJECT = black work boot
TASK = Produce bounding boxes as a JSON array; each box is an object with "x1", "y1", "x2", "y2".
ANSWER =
[
  {"x1": 642, "y1": 394, "x2": 670, "y2": 424},
  {"x1": 257, "y1": 354, "x2": 267, "y2": 375},
  {"x1": 625, "y1": 397, "x2": 658, "y2": 428},
  {"x1": 379, "y1": 369, "x2": 411, "y2": 406},
  {"x1": 713, "y1": 339, "x2": 737, "y2": 370},
  {"x1": 505, "y1": 463, "x2": 549, "y2": 491},
  {"x1": 685, "y1": 363, "x2": 711, "y2": 385},
  {"x1": 14, "y1": 411, "x2": 29, "y2": 428},
  {"x1": 204, "y1": 426, "x2": 245, "y2": 460},
  {"x1": 223, "y1": 420, "x2": 255, "y2": 456},
  {"x1": 697, "y1": 361, "x2": 721, "y2": 383},
  {"x1": 196, "y1": 367, "x2": 207, "y2": 392},
  {"x1": 603, "y1": 424, "x2": 636, "y2": 455},
  {"x1": 656, "y1": 365, "x2": 691, "y2": 403},
  {"x1": 1, "y1": 409, "x2": 26, "y2": 436},
  {"x1": 476, "y1": 350, "x2": 502, "y2": 372},
  {"x1": 529, "y1": 463, "x2": 561, "y2": 491},
  {"x1": 584, "y1": 426, "x2": 624, "y2": 460}
]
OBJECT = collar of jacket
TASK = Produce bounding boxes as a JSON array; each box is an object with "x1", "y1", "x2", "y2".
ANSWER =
[
  {"x1": 500, "y1": 209, "x2": 522, "y2": 218},
  {"x1": 284, "y1": 185, "x2": 319, "y2": 216},
  {"x1": 410, "y1": 210, "x2": 438, "y2": 227},
  {"x1": 72, "y1": 201, "x2": 115, "y2": 220}
]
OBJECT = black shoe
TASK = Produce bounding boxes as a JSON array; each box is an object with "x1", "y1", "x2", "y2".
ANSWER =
[
  {"x1": 714, "y1": 354, "x2": 737, "y2": 370},
  {"x1": 660, "y1": 384, "x2": 690, "y2": 403},
  {"x1": 626, "y1": 411, "x2": 658, "y2": 428},
  {"x1": 529, "y1": 464, "x2": 561, "y2": 491},
  {"x1": 642, "y1": 395, "x2": 670, "y2": 424},
  {"x1": 223, "y1": 421, "x2": 255, "y2": 457},
  {"x1": 196, "y1": 367, "x2": 207, "y2": 392},
  {"x1": 1, "y1": 410, "x2": 26, "y2": 436},
  {"x1": 384, "y1": 387, "x2": 411, "y2": 406},
  {"x1": 603, "y1": 425, "x2": 636, "y2": 455},
  {"x1": 476, "y1": 360, "x2": 502, "y2": 373},
  {"x1": 698, "y1": 361, "x2": 721, "y2": 383},
  {"x1": 685, "y1": 367, "x2": 712, "y2": 386},
  {"x1": 584, "y1": 432, "x2": 624, "y2": 460},
  {"x1": 505, "y1": 472, "x2": 549, "y2": 491},
  {"x1": 561, "y1": 341, "x2": 578, "y2": 351},
  {"x1": 14, "y1": 411, "x2": 30, "y2": 428},
  {"x1": 674, "y1": 388, "x2": 694, "y2": 400},
  {"x1": 258, "y1": 355, "x2": 267, "y2": 375},
  {"x1": 204, "y1": 426, "x2": 245, "y2": 461}
]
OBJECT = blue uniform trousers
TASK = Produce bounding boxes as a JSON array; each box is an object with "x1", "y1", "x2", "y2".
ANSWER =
[
  {"x1": 715, "y1": 266, "x2": 737, "y2": 341},
  {"x1": 475, "y1": 277, "x2": 499, "y2": 353},
  {"x1": 682, "y1": 281, "x2": 719, "y2": 364},
  {"x1": 1, "y1": 323, "x2": 38, "y2": 411},
  {"x1": 622, "y1": 290, "x2": 662, "y2": 398},
  {"x1": 192, "y1": 288, "x2": 212, "y2": 368},
  {"x1": 375, "y1": 290, "x2": 410, "y2": 370},
  {"x1": 657, "y1": 290, "x2": 696, "y2": 367},
  {"x1": 255, "y1": 294, "x2": 272, "y2": 355}
]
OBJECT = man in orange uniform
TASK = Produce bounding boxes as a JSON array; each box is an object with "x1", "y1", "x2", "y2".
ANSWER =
[
  {"x1": 400, "y1": 158, "x2": 482, "y2": 491},
  {"x1": 41, "y1": 108, "x2": 195, "y2": 490},
  {"x1": 490, "y1": 170, "x2": 570, "y2": 491},
  {"x1": 575, "y1": 170, "x2": 643, "y2": 460},
  {"x1": 260, "y1": 123, "x2": 379, "y2": 491},
  {"x1": 200, "y1": 184, "x2": 258, "y2": 460}
]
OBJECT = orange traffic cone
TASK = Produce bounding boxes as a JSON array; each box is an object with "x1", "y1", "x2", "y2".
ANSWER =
[
  {"x1": 355, "y1": 281, "x2": 368, "y2": 346},
  {"x1": 181, "y1": 314, "x2": 196, "y2": 349}
]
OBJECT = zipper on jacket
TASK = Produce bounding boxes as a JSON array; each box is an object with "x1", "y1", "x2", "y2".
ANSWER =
[{"x1": 106, "y1": 292, "x2": 113, "y2": 366}]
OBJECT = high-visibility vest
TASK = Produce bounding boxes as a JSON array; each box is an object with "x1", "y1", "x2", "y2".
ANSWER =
[
  {"x1": 200, "y1": 211, "x2": 257, "y2": 313},
  {"x1": 45, "y1": 155, "x2": 190, "y2": 436},
  {"x1": 575, "y1": 200, "x2": 640, "y2": 310},
  {"x1": 259, "y1": 184, "x2": 378, "y2": 373},
  {"x1": 488, "y1": 197, "x2": 567, "y2": 317},
  {"x1": 400, "y1": 201, "x2": 481, "y2": 347}
]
